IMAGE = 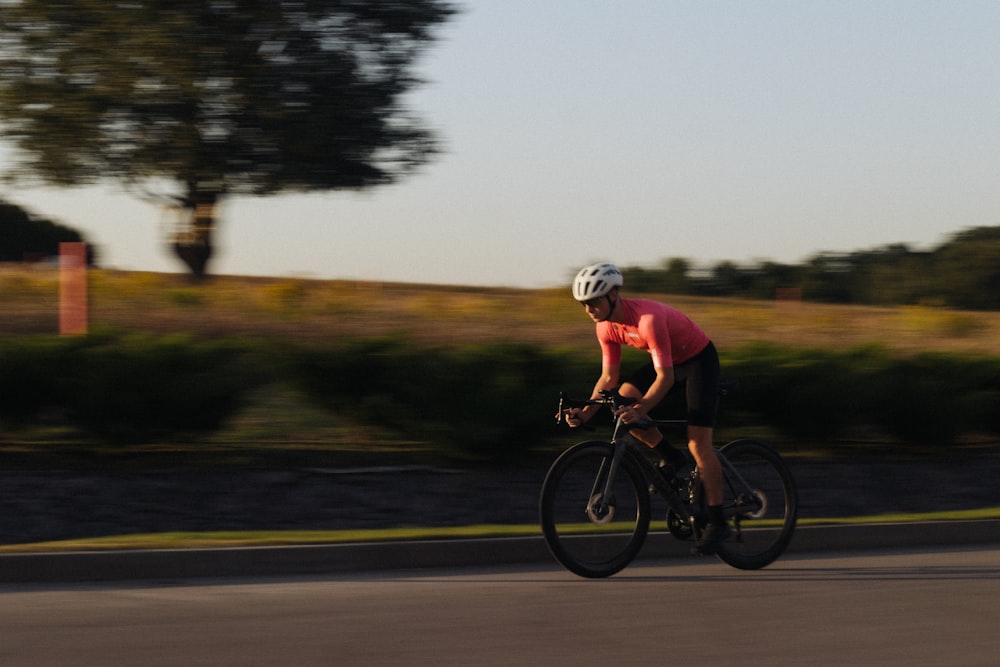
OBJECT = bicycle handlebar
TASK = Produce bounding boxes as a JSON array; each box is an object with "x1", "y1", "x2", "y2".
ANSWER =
[
  {"x1": 555, "y1": 390, "x2": 642, "y2": 431},
  {"x1": 556, "y1": 389, "x2": 689, "y2": 431}
]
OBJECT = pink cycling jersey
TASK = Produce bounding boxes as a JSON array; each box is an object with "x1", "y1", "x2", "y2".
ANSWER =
[{"x1": 596, "y1": 298, "x2": 710, "y2": 369}]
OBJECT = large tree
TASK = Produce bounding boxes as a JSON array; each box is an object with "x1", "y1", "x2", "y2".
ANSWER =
[{"x1": 0, "y1": 0, "x2": 455, "y2": 276}]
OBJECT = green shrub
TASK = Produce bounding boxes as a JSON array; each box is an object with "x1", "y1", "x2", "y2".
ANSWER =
[
  {"x1": 0, "y1": 336, "x2": 84, "y2": 424},
  {"x1": 295, "y1": 338, "x2": 1000, "y2": 452},
  {"x1": 64, "y1": 334, "x2": 260, "y2": 442},
  {"x1": 292, "y1": 337, "x2": 592, "y2": 461},
  {"x1": 721, "y1": 343, "x2": 864, "y2": 439},
  {"x1": 0, "y1": 333, "x2": 261, "y2": 442},
  {"x1": 723, "y1": 344, "x2": 1000, "y2": 444},
  {"x1": 5, "y1": 331, "x2": 1000, "y2": 454},
  {"x1": 930, "y1": 354, "x2": 1000, "y2": 436}
]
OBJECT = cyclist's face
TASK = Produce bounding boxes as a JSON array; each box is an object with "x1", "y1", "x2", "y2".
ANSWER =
[{"x1": 581, "y1": 294, "x2": 611, "y2": 321}]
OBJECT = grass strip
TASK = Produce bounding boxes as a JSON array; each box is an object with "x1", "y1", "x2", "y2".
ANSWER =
[
  {"x1": 0, "y1": 524, "x2": 542, "y2": 554},
  {"x1": 1, "y1": 507, "x2": 998, "y2": 554},
  {"x1": 795, "y1": 506, "x2": 1000, "y2": 525}
]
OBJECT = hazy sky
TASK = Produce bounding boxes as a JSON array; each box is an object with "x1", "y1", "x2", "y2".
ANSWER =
[{"x1": 4, "y1": 1, "x2": 1000, "y2": 288}]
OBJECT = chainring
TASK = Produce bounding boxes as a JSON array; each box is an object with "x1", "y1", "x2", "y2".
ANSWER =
[{"x1": 666, "y1": 510, "x2": 694, "y2": 540}]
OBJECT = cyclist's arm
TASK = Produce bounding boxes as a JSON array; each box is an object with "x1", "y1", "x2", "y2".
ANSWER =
[
  {"x1": 631, "y1": 364, "x2": 674, "y2": 418},
  {"x1": 628, "y1": 311, "x2": 675, "y2": 417}
]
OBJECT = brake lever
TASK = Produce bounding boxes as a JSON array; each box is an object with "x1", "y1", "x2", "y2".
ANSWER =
[{"x1": 556, "y1": 391, "x2": 597, "y2": 431}]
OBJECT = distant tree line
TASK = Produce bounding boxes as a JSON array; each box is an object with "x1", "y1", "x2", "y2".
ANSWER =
[
  {"x1": 0, "y1": 199, "x2": 95, "y2": 264},
  {"x1": 622, "y1": 226, "x2": 1000, "y2": 311}
]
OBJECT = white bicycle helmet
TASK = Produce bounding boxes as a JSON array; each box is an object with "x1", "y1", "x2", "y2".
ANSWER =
[{"x1": 572, "y1": 263, "x2": 623, "y2": 301}]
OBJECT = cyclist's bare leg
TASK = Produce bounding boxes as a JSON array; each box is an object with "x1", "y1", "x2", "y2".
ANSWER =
[
  {"x1": 619, "y1": 381, "x2": 723, "y2": 503},
  {"x1": 618, "y1": 383, "x2": 663, "y2": 448},
  {"x1": 688, "y1": 425, "x2": 723, "y2": 506}
]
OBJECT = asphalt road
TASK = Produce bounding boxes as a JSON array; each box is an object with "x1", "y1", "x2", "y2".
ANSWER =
[{"x1": 2, "y1": 545, "x2": 998, "y2": 666}]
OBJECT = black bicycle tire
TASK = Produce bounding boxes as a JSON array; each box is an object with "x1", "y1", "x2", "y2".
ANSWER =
[
  {"x1": 539, "y1": 441, "x2": 651, "y2": 578},
  {"x1": 714, "y1": 438, "x2": 798, "y2": 570}
]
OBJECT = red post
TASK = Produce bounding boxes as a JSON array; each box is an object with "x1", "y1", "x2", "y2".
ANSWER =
[{"x1": 59, "y1": 242, "x2": 88, "y2": 335}]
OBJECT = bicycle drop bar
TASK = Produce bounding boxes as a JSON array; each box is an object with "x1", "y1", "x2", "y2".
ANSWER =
[
  {"x1": 557, "y1": 391, "x2": 686, "y2": 432},
  {"x1": 555, "y1": 392, "x2": 601, "y2": 430}
]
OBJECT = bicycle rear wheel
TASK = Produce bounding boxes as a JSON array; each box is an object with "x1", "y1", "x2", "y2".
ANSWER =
[
  {"x1": 539, "y1": 441, "x2": 650, "y2": 578},
  {"x1": 715, "y1": 438, "x2": 797, "y2": 570}
]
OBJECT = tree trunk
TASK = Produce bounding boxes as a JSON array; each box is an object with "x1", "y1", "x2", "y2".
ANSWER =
[{"x1": 170, "y1": 184, "x2": 218, "y2": 279}]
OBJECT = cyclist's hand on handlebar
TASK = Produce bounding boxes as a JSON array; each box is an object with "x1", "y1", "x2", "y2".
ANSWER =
[
  {"x1": 562, "y1": 407, "x2": 587, "y2": 428},
  {"x1": 614, "y1": 404, "x2": 644, "y2": 426}
]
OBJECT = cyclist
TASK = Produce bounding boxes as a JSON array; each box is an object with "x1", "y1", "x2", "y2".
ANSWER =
[{"x1": 562, "y1": 262, "x2": 730, "y2": 554}]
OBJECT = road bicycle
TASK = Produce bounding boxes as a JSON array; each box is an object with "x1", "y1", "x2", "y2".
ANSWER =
[{"x1": 540, "y1": 385, "x2": 797, "y2": 578}]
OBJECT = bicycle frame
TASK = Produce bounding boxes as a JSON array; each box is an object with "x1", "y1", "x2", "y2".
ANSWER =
[
  {"x1": 559, "y1": 391, "x2": 694, "y2": 529},
  {"x1": 559, "y1": 390, "x2": 764, "y2": 536}
]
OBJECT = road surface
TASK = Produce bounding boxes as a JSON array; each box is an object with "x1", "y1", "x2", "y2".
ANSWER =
[{"x1": 2, "y1": 546, "x2": 998, "y2": 666}]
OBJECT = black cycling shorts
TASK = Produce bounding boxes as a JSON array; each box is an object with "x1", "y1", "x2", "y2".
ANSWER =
[{"x1": 622, "y1": 341, "x2": 720, "y2": 428}]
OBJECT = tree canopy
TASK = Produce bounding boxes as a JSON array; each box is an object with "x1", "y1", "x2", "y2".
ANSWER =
[
  {"x1": 0, "y1": 199, "x2": 91, "y2": 263},
  {"x1": 0, "y1": 0, "x2": 456, "y2": 275}
]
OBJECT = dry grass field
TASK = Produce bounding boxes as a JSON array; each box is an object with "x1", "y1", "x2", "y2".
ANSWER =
[{"x1": 4, "y1": 265, "x2": 1000, "y2": 356}]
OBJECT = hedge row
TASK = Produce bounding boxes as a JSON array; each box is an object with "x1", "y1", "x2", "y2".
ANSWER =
[
  {"x1": 723, "y1": 343, "x2": 1000, "y2": 443},
  {"x1": 0, "y1": 333, "x2": 260, "y2": 442},
  {"x1": 2, "y1": 334, "x2": 999, "y2": 457},
  {"x1": 290, "y1": 337, "x2": 582, "y2": 461}
]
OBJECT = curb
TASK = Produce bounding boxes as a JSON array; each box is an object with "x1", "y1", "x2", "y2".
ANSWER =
[{"x1": 1, "y1": 520, "x2": 998, "y2": 584}]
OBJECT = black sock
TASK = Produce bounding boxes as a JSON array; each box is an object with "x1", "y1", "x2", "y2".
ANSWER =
[{"x1": 707, "y1": 504, "x2": 725, "y2": 527}]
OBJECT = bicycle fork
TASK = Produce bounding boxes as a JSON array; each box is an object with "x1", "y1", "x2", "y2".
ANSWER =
[{"x1": 588, "y1": 425, "x2": 631, "y2": 521}]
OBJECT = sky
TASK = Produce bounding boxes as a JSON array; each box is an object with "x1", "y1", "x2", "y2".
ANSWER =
[{"x1": 3, "y1": 0, "x2": 1000, "y2": 289}]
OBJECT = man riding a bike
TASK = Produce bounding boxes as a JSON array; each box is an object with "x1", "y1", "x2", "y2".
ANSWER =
[{"x1": 563, "y1": 262, "x2": 731, "y2": 554}]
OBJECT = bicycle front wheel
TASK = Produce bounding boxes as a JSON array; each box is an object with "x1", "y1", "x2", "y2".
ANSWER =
[
  {"x1": 715, "y1": 438, "x2": 798, "y2": 570},
  {"x1": 539, "y1": 441, "x2": 650, "y2": 578}
]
